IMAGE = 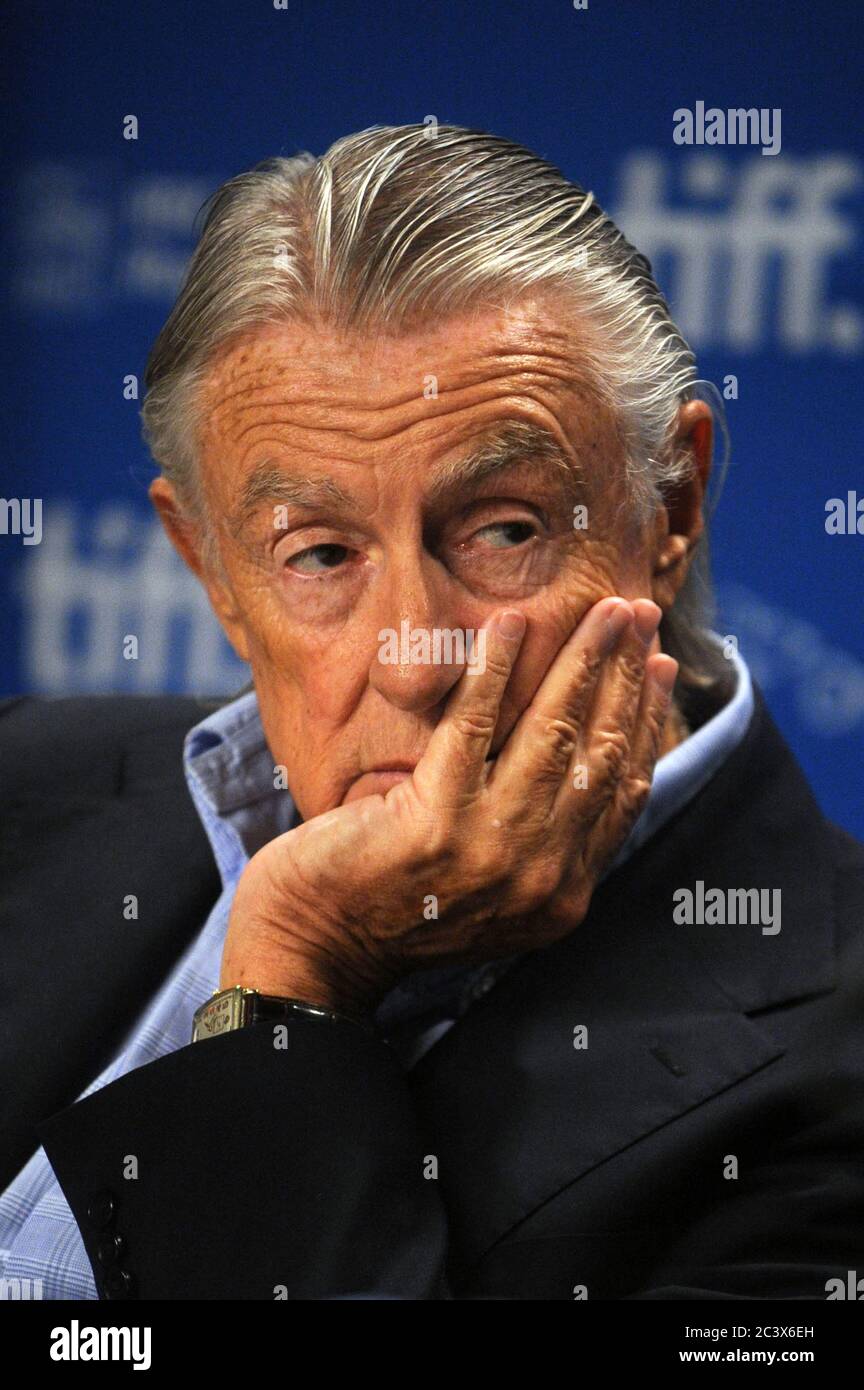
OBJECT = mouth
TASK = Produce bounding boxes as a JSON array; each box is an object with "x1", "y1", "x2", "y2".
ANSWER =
[
  {"x1": 342, "y1": 761, "x2": 417, "y2": 804},
  {"x1": 341, "y1": 749, "x2": 498, "y2": 805}
]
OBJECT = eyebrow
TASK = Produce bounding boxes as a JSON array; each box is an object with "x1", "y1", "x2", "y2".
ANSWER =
[
  {"x1": 426, "y1": 420, "x2": 583, "y2": 503},
  {"x1": 231, "y1": 470, "x2": 352, "y2": 529},
  {"x1": 229, "y1": 419, "x2": 584, "y2": 543}
]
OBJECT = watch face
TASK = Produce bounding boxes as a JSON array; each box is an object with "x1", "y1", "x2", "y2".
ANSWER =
[{"x1": 192, "y1": 988, "x2": 250, "y2": 1041}]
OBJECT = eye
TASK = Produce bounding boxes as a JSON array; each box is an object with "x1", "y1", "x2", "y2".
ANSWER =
[
  {"x1": 472, "y1": 520, "x2": 537, "y2": 549},
  {"x1": 285, "y1": 543, "x2": 350, "y2": 575}
]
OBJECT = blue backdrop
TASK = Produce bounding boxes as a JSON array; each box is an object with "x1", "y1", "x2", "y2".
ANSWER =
[{"x1": 1, "y1": 0, "x2": 862, "y2": 835}]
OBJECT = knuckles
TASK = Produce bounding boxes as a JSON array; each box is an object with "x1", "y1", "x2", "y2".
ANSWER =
[
  {"x1": 619, "y1": 772, "x2": 653, "y2": 818},
  {"x1": 509, "y1": 855, "x2": 564, "y2": 914},
  {"x1": 589, "y1": 725, "x2": 631, "y2": 786},
  {"x1": 576, "y1": 644, "x2": 604, "y2": 686},
  {"x1": 481, "y1": 651, "x2": 516, "y2": 682},
  {"x1": 616, "y1": 646, "x2": 649, "y2": 689},
  {"x1": 544, "y1": 884, "x2": 592, "y2": 933},
  {"x1": 450, "y1": 708, "x2": 498, "y2": 742},
  {"x1": 531, "y1": 711, "x2": 581, "y2": 764}
]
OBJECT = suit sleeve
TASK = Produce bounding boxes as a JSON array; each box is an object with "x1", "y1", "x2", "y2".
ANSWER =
[{"x1": 38, "y1": 1016, "x2": 450, "y2": 1300}]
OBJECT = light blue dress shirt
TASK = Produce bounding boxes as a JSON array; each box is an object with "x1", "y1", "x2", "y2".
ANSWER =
[{"x1": 0, "y1": 643, "x2": 753, "y2": 1299}]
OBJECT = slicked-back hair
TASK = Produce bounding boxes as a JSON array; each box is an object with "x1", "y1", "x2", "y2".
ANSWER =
[{"x1": 141, "y1": 123, "x2": 731, "y2": 701}]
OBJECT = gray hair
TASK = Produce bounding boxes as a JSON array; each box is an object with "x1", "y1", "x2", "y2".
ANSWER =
[{"x1": 141, "y1": 123, "x2": 731, "y2": 702}]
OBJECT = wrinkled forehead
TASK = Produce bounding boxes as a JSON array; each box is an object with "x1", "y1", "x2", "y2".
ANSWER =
[{"x1": 195, "y1": 301, "x2": 627, "y2": 505}]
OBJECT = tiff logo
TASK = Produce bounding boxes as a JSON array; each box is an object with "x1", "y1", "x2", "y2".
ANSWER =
[
  {"x1": 614, "y1": 153, "x2": 862, "y2": 351},
  {"x1": 17, "y1": 503, "x2": 247, "y2": 694}
]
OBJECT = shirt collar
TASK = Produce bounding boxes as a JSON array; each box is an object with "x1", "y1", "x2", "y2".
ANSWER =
[
  {"x1": 183, "y1": 689, "x2": 299, "y2": 886},
  {"x1": 183, "y1": 639, "x2": 754, "y2": 886},
  {"x1": 610, "y1": 638, "x2": 753, "y2": 870}
]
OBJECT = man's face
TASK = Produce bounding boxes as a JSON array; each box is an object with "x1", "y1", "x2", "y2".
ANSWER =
[{"x1": 187, "y1": 302, "x2": 666, "y2": 820}]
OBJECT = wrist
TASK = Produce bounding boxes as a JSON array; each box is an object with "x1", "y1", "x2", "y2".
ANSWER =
[
  {"x1": 218, "y1": 958, "x2": 368, "y2": 1018},
  {"x1": 192, "y1": 984, "x2": 378, "y2": 1044},
  {"x1": 219, "y1": 922, "x2": 392, "y2": 1022}
]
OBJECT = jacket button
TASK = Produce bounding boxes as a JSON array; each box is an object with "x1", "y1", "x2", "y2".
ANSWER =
[
  {"x1": 86, "y1": 1191, "x2": 116, "y2": 1230},
  {"x1": 103, "y1": 1268, "x2": 136, "y2": 1300},
  {"x1": 96, "y1": 1233, "x2": 126, "y2": 1267}
]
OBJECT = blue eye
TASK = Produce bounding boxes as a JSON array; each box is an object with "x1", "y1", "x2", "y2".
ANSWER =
[
  {"x1": 474, "y1": 521, "x2": 536, "y2": 548},
  {"x1": 287, "y1": 544, "x2": 349, "y2": 575}
]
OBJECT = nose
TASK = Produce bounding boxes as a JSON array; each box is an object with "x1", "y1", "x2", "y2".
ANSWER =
[{"x1": 367, "y1": 551, "x2": 476, "y2": 714}]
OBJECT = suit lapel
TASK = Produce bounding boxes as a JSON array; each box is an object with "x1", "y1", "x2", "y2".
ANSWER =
[{"x1": 408, "y1": 691, "x2": 837, "y2": 1268}]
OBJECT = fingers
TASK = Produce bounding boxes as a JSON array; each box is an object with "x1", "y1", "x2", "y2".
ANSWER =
[
  {"x1": 572, "y1": 599, "x2": 662, "y2": 815},
  {"x1": 489, "y1": 596, "x2": 637, "y2": 803},
  {"x1": 582, "y1": 650, "x2": 678, "y2": 875},
  {"x1": 418, "y1": 592, "x2": 675, "y2": 847},
  {"x1": 623, "y1": 651, "x2": 678, "y2": 791},
  {"x1": 418, "y1": 608, "x2": 527, "y2": 799}
]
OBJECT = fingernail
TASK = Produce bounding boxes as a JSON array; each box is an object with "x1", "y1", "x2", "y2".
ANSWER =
[
  {"x1": 497, "y1": 610, "x2": 526, "y2": 641},
  {"x1": 633, "y1": 601, "x2": 662, "y2": 647},
  {"x1": 601, "y1": 601, "x2": 633, "y2": 653}
]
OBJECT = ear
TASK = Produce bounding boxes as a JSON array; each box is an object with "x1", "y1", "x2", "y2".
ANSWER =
[
  {"x1": 650, "y1": 400, "x2": 713, "y2": 612},
  {"x1": 149, "y1": 477, "x2": 251, "y2": 663}
]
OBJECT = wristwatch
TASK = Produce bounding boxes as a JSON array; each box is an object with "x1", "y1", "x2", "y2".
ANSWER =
[{"x1": 191, "y1": 985, "x2": 373, "y2": 1043}]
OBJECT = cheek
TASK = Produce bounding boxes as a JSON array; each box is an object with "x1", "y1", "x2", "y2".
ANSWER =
[
  {"x1": 225, "y1": 557, "x2": 389, "y2": 741},
  {"x1": 249, "y1": 651, "x2": 358, "y2": 819},
  {"x1": 227, "y1": 570, "x2": 318, "y2": 678},
  {"x1": 240, "y1": 594, "x2": 371, "y2": 743},
  {"x1": 249, "y1": 637, "x2": 357, "y2": 731}
]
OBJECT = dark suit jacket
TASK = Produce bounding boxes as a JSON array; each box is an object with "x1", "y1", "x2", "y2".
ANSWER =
[{"x1": 2, "y1": 689, "x2": 863, "y2": 1300}]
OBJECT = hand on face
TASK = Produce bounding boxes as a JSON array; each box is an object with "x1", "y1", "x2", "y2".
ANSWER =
[
  {"x1": 220, "y1": 594, "x2": 677, "y2": 1017},
  {"x1": 155, "y1": 307, "x2": 707, "y2": 1014}
]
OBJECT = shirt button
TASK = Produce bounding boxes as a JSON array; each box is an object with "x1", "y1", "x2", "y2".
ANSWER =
[
  {"x1": 86, "y1": 1190, "x2": 116, "y2": 1230},
  {"x1": 96, "y1": 1233, "x2": 126, "y2": 1267},
  {"x1": 103, "y1": 1268, "x2": 136, "y2": 1300}
]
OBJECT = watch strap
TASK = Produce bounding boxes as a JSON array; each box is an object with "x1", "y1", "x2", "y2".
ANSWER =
[{"x1": 191, "y1": 985, "x2": 374, "y2": 1042}]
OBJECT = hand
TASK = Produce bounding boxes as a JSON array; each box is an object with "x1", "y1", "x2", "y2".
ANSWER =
[{"x1": 220, "y1": 597, "x2": 678, "y2": 1017}]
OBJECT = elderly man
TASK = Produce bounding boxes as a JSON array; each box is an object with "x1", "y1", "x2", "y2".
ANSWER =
[{"x1": 2, "y1": 124, "x2": 863, "y2": 1301}]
